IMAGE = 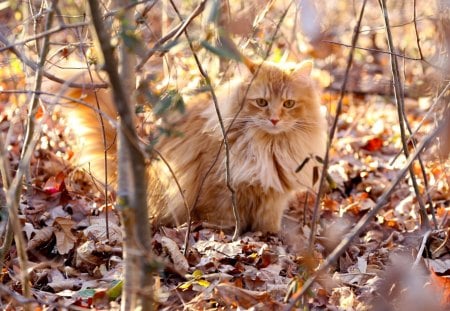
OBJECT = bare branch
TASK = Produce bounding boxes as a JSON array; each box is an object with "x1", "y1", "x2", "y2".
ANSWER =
[
  {"x1": 167, "y1": 0, "x2": 240, "y2": 239},
  {"x1": 136, "y1": 0, "x2": 207, "y2": 71},
  {"x1": 308, "y1": 0, "x2": 368, "y2": 251},
  {"x1": 379, "y1": 0, "x2": 430, "y2": 229},
  {"x1": 153, "y1": 149, "x2": 191, "y2": 255},
  {"x1": 413, "y1": 0, "x2": 425, "y2": 61},
  {"x1": 0, "y1": 22, "x2": 88, "y2": 53},
  {"x1": 323, "y1": 40, "x2": 422, "y2": 61},
  {"x1": 86, "y1": 1, "x2": 154, "y2": 309}
]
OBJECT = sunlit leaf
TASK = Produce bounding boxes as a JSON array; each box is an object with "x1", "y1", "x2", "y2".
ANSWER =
[
  {"x1": 178, "y1": 280, "x2": 194, "y2": 291},
  {"x1": 197, "y1": 279, "x2": 211, "y2": 288},
  {"x1": 106, "y1": 280, "x2": 123, "y2": 300},
  {"x1": 362, "y1": 137, "x2": 383, "y2": 152},
  {"x1": 192, "y1": 269, "x2": 203, "y2": 279}
]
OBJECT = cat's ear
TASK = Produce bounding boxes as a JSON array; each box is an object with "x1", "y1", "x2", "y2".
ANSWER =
[
  {"x1": 242, "y1": 55, "x2": 258, "y2": 74},
  {"x1": 292, "y1": 60, "x2": 313, "y2": 77}
]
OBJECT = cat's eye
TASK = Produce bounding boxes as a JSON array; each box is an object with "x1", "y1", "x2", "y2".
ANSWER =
[
  {"x1": 283, "y1": 100, "x2": 296, "y2": 108},
  {"x1": 255, "y1": 98, "x2": 269, "y2": 107}
]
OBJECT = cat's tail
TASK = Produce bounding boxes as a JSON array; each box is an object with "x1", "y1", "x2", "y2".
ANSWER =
[
  {"x1": 42, "y1": 66, "x2": 184, "y2": 226},
  {"x1": 42, "y1": 67, "x2": 119, "y2": 190}
]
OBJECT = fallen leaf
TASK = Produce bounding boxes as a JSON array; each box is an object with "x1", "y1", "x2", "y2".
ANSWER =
[
  {"x1": 76, "y1": 240, "x2": 101, "y2": 267},
  {"x1": 54, "y1": 217, "x2": 76, "y2": 255},
  {"x1": 23, "y1": 222, "x2": 36, "y2": 240},
  {"x1": 426, "y1": 259, "x2": 450, "y2": 274},
  {"x1": 214, "y1": 282, "x2": 273, "y2": 309},
  {"x1": 161, "y1": 236, "x2": 189, "y2": 275},
  {"x1": 43, "y1": 172, "x2": 66, "y2": 194},
  {"x1": 48, "y1": 269, "x2": 82, "y2": 291},
  {"x1": 430, "y1": 270, "x2": 450, "y2": 306},
  {"x1": 83, "y1": 223, "x2": 122, "y2": 244},
  {"x1": 194, "y1": 240, "x2": 242, "y2": 258},
  {"x1": 362, "y1": 137, "x2": 383, "y2": 152},
  {"x1": 27, "y1": 227, "x2": 54, "y2": 251}
]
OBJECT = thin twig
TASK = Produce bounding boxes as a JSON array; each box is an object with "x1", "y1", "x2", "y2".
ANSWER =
[
  {"x1": 1, "y1": 89, "x2": 117, "y2": 126},
  {"x1": 28, "y1": 1, "x2": 40, "y2": 54},
  {"x1": 286, "y1": 118, "x2": 447, "y2": 310},
  {"x1": 359, "y1": 16, "x2": 430, "y2": 33},
  {"x1": 407, "y1": 0, "x2": 437, "y2": 228},
  {"x1": 13, "y1": 1, "x2": 58, "y2": 307},
  {"x1": 104, "y1": 0, "x2": 156, "y2": 18},
  {"x1": 413, "y1": 230, "x2": 432, "y2": 268},
  {"x1": 0, "y1": 31, "x2": 108, "y2": 89},
  {"x1": 3, "y1": 88, "x2": 145, "y2": 156},
  {"x1": 389, "y1": 81, "x2": 450, "y2": 165},
  {"x1": 0, "y1": 135, "x2": 14, "y2": 270},
  {"x1": 413, "y1": 0, "x2": 425, "y2": 61},
  {"x1": 186, "y1": 0, "x2": 293, "y2": 241},
  {"x1": 78, "y1": 46, "x2": 111, "y2": 242},
  {"x1": 432, "y1": 228, "x2": 449, "y2": 255},
  {"x1": 167, "y1": 0, "x2": 240, "y2": 240},
  {"x1": 136, "y1": 0, "x2": 207, "y2": 71},
  {"x1": 379, "y1": 0, "x2": 429, "y2": 229},
  {"x1": 322, "y1": 40, "x2": 422, "y2": 61},
  {"x1": 0, "y1": 21, "x2": 89, "y2": 53},
  {"x1": 153, "y1": 149, "x2": 191, "y2": 255},
  {"x1": 308, "y1": 0, "x2": 368, "y2": 251},
  {"x1": 87, "y1": 1, "x2": 153, "y2": 309}
]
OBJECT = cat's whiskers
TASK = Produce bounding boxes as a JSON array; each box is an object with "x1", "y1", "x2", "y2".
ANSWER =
[{"x1": 292, "y1": 120, "x2": 322, "y2": 129}]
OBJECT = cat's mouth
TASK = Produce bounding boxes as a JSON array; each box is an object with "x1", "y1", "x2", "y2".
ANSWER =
[{"x1": 261, "y1": 122, "x2": 287, "y2": 134}]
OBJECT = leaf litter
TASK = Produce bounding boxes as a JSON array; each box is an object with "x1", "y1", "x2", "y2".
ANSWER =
[
  {"x1": 0, "y1": 1, "x2": 449, "y2": 310},
  {"x1": 2, "y1": 83, "x2": 447, "y2": 310}
]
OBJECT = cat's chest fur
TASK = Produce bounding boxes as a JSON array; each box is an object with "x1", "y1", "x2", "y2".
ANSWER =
[{"x1": 227, "y1": 129, "x2": 317, "y2": 193}]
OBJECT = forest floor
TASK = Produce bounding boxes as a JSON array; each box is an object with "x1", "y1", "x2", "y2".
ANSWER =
[
  {"x1": 1, "y1": 62, "x2": 449, "y2": 310},
  {"x1": 0, "y1": 1, "x2": 450, "y2": 310}
]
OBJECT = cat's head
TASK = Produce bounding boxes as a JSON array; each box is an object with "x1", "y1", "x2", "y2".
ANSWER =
[{"x1": 234, "y1": 59, "x2": 322, "y2": 135}]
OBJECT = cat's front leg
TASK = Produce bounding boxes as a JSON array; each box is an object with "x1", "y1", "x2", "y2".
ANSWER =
[{"x1": 250, "y1": 194, "x2": 290, "y2": 233}]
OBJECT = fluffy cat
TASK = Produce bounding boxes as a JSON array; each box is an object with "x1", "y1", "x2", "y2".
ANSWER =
[{"x1": 43, "y1": 58, "x2": 327, "y2": 234}]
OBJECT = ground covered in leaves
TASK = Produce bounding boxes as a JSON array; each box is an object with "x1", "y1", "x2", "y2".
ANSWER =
[
  {"x1": 0, "y1": 0, "x2": 449, "y2": 310},
  {"x1": 1, "y1": 75, "x2": 448, "y2": 310}
]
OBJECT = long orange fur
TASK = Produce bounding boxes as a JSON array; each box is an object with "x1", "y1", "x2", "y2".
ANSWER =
[{"x1": 43, "y1": 59, "x2": 327, "y2": 233}]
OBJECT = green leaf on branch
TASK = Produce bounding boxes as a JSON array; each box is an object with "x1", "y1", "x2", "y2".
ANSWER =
[{"x1": 201, "y1": 40, "x2": 242, "y2": 62}]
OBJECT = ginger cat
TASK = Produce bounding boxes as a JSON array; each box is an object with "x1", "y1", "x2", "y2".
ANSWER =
[{"x1": 43, "y1": 58, "x2": 327, "y2": 234}]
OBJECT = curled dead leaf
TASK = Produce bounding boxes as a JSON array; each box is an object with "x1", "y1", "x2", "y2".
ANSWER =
[
  {"x1": 27, "y1": 227, "x2": 54, "y2": 252},
  {"x1": 214, "y1": 282, "x2": 273, "y2": 309},
  {"x1": 76, "y1": 240, "x2": 102, "y2": 267},
  {"x1": 161, "y1": 236, "x2": 189, "y2": 275}
]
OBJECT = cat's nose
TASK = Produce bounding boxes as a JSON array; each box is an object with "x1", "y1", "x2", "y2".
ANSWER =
[{"x1": 270, "y1": 119, "x2": 279, "y2": 125}]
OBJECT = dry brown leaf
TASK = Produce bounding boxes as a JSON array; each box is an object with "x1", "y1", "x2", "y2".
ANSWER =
[
  {"x1": 83, "y1": 223, "x2": 122, "y2": 244},
  {"x1": 76, "y1": 240, "x2": 101, "y2": 267},
  {"x1": 23, "y1": 222, "x2": 36, "y2": 240},
  {"x1": 329, "y1": 287, "x2": 359, "y2": 310},
  {"x1": 27, "y1": 227, "x2": 54, "y2": 251},
  {"x1": 161, "y1": 236, "x2": 189, "y2": 275},
  {"x1": 426, "y1": 259, "x2": 450, "y2": 274},
  {"x1": 54, "y1": 217, "x2": 76, "y2": 255},
  {"x1": 214, "y1": 282, "x2": 273, "y2": 309},
  {"x1": 47, "y1": 269, "x2": 82, "y2": 291},
  {"x1": 194, "y1": 240, "x2": 242, "y2": 258}
]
